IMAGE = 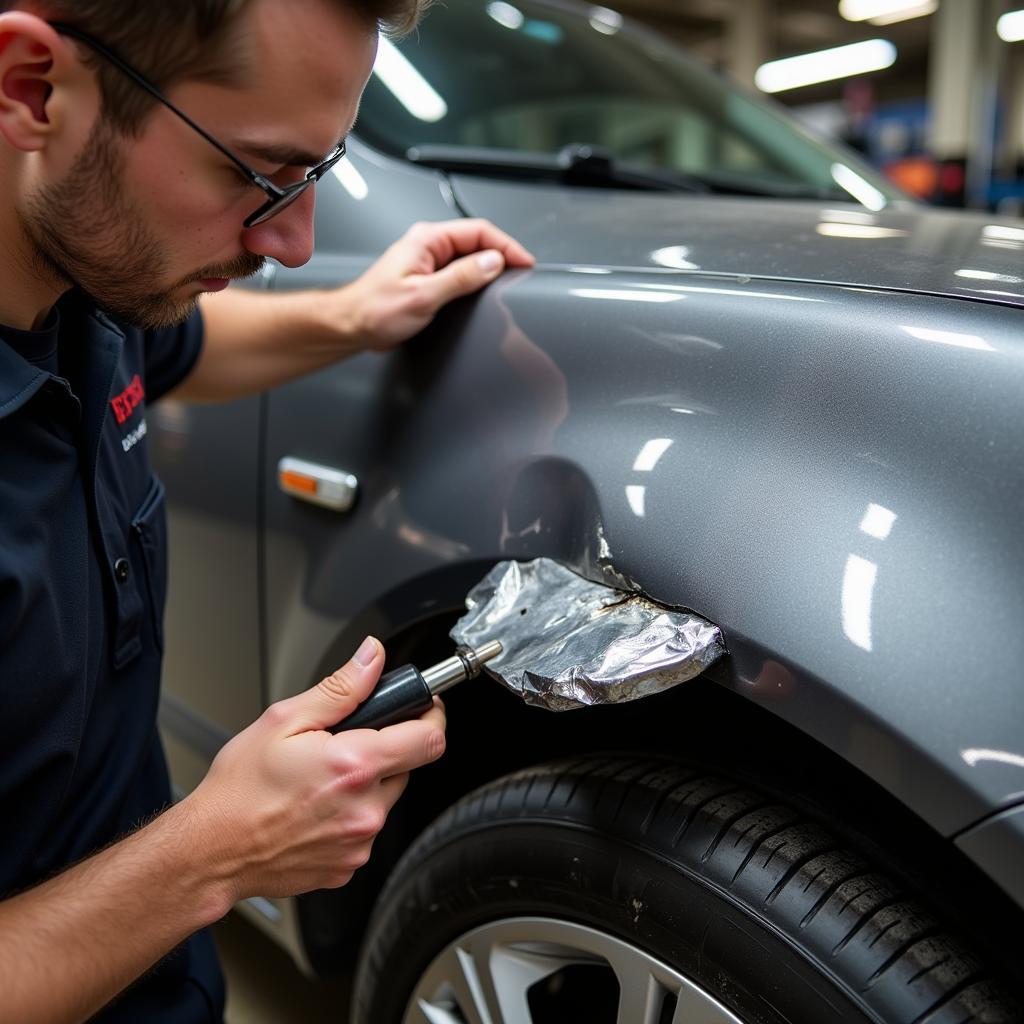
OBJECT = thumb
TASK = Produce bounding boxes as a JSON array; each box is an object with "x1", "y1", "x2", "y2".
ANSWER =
[
  {"x1": 420, "y1": 249, "x2": 505, "y2": 308},
  {"x1": 279, "y1": 636, "x2": 385, "y2": 734}
]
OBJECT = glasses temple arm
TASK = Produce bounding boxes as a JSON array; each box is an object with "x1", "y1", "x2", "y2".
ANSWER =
[{"x1": 48, "y1": 21, "x2": 267, "y2": 186}]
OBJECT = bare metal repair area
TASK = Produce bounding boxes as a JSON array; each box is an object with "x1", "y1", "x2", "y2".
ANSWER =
[{"x1": 451, "y1": 559, "x2": 725, "y2": 712}]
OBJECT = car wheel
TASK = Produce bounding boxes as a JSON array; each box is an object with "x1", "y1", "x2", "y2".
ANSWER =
[{"x1": 353, "y1": 756, "x2": 1022, "y2": 1024}]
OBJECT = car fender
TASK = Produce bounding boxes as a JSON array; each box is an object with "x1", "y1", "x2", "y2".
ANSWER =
[{"x1": 264, "y1": 268, "x2": 1024, "y2": 849}]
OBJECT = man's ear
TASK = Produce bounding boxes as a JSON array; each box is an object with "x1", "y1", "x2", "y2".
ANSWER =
[{"x1": 0, "y1": 12, "x2": 80, "y2": 151}]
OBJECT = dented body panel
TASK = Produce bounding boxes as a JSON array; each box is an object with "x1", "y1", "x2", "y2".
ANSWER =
[{"x1": 152, "y1": 138, "x2": 1024, "y2": 968}]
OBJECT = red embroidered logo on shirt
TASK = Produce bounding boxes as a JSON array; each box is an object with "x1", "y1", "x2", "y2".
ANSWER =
[{"x1": 110, "y1": 375, "x2": 145, "y2": 426}]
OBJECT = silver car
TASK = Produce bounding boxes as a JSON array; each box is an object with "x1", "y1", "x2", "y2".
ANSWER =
[{"x1": 152, "y1": 1, "x2": 1024, "y2": 1020}]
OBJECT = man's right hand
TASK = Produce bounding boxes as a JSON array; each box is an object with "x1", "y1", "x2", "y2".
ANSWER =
[
  {"x1": 184, "y1": 635, "x2": 446, "y2": 900},
  {"x1": 0, "y1": 636, "x2": 444, "y2": 1024}
]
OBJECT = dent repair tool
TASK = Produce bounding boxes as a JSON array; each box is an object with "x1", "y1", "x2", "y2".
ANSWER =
[
  {"x1": 330, "y1": 641, "x2": 502, "y2": 733},
  {"x1": 331, "y1": 556, "x2": 724, "y2": 731}
]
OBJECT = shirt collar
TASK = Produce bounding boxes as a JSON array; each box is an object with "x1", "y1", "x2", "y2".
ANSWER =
[
  {"x1": 0, "y1": 292, "x2": 124, "y2": 421},
  {"x1": 0, "y1": 335, "x2": 49, "y2": 421}
]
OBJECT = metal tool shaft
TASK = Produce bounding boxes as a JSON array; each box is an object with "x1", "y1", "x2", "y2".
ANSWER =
[{"x1": 422, "y1": 640, "x2": 502, "y2": 695}]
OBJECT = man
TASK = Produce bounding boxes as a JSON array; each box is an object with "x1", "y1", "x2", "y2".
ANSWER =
[{"x1": 0, "y1": 0, "x2": 534, "y2": 1020}]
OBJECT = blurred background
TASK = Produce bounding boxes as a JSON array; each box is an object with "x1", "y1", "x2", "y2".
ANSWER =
[{"x1": 596, "y1": 0, "x2": 1024, "y2": 211}]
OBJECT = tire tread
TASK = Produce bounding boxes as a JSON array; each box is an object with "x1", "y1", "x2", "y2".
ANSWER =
[{"x1": 354, "y1": 755, "x2": 1023, "y2": 1024}]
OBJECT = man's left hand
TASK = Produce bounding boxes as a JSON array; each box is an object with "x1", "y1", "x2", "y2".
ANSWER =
[
  {"x1": 185, "y1": 220, "x2": 534, "y2": 403},
  {"x1": 340, "y1": 218, "x2": 535, "y2": 351}
]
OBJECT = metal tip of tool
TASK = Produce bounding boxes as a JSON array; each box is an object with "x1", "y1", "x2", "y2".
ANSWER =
[
  {"x1": 423, "y1": 641, "x2": 503, "y2": 696},
  {"x1": 467, "y1": 640, "x2": 503, "y2": 669}
]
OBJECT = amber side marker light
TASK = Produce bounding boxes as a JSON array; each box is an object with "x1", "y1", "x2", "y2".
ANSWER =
[{"x1": 277, "y1": 456, "x2": 359, "y2": 512}]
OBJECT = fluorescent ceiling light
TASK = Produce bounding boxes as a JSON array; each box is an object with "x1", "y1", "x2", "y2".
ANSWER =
[
  {"x1": 372, "y1": 36, "x2": 448, "y2": 123},
  {"x1": 839, "y1": 0, "x2": 936, "y2": 25},
  {"x1": 997, "y1": 9, "x2": 1024, "y2": 42},
  {"x1": 755, "y1": 39, "x2": 896, "y2": 93},
  {"x1": 332, "y1": 158, "x2": 369, "y2": 201}
]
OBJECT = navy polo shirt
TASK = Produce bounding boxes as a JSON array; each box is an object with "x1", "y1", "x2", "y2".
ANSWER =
[{"x1": 0, "y1": 291, "x2": 225, "y2": 1022}]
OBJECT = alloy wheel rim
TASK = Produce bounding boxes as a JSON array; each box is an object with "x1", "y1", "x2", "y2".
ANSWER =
[{"x1": 403, "y1": 915, "x2": 747, "y2": 1024}]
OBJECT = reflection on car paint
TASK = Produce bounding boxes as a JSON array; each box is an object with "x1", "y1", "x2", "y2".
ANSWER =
[
  {"x1": 632, "y1": 438, "x2": 673, "y2": 473},
  {"x1": 982, "y1": 224, "x2": 1024, "y2": 247},
  {"x1": 570, "y1": 287, "x2": 683, "y2": 303},
  {"x1": 900, "y1": 324, "x2": 995, "y2": 352},
  {"x1": 625, "y1": 439, "x2": 674, "y2": 519},
  {"x1": 841, "y1": 554, "x2": 878, "y2": 653},
  {"x1": 650, "y1": 245, "x2": 699, "y2": 270},
  {"x1": 955, "y1": 269, "x2": 1023, "y2": 284},
  {"x1": 816, "y1": 222, "x2": 909, "y2": 238},
  {"x1": 633, "y1": 281, "x2": 828, "y2": 302},
  {"x1": 842, "y1": 502, "x2": 898, "y2": 654},
  {"x1": 830, "y1": 162, "x2": 888, "y2": 211},
  {"x1": 961, "y1": 749, "x2": 1024, "y2": 770},
  {"x1": 859, "y1": 503, "x2": 898, "y2": 541}
]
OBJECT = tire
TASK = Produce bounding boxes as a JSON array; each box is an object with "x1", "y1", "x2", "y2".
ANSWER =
[{"x1": 353, "y1": 756, "x2": 1023, "y2": 1024}]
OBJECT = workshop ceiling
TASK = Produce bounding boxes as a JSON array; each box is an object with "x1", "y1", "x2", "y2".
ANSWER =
[{"x1": 611, "y1": 0, "x2": 935, "y2": 103}]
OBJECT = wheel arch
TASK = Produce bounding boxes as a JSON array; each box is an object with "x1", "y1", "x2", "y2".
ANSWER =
[{"x1": 295, "y1": 577, "x2": 1024, "y2": 980}]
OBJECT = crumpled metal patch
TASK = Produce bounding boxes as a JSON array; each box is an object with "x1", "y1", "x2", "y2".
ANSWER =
[{"x1": 450, "y1": 558, "x2": 725, "y2": 711}]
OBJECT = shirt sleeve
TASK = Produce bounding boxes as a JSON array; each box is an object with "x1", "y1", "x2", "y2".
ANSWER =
[{"x1": 141, "y1": 307, "x2": 205, "y2": 402}]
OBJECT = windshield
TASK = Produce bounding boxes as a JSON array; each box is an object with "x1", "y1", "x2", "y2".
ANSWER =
[{"x1": 356, "y1": 0, "x2": 904, "y2": 205}]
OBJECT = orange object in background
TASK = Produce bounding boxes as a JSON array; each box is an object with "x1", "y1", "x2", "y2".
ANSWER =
[{"x1": 884, "y1": 156, "x2": 939, "y2": 199}]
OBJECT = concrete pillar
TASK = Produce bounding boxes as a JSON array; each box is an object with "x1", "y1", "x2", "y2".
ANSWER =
[
  {"x1": 725, "y1": 0, "x2": 769, "y2": 89},
  {"x1": 927, "y1": 0, "x2": 980, "y2": 159},
  {"x1": 998, "y1": 46, "x2": 1024, "y2": 175},
  {"x1": 927, "y1": 0, "x2": 1003, "y2": 206}
]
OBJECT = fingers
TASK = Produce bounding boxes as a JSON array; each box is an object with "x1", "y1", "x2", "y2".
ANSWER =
[
  {"x1": 406, "y1": 218, "x2": 535, "y2": 272},
  {"x1": 263, "y1": 636, "x2": 384, "y2": 736},
  {"x1": 415, "y1": 250, "x2": 508, "y2": 309},
  {"x1": 448, "y1": 219, "x2": 535, "y2": 267},
  {"x1": 326, "y1": 701, "x2": 447, "y2": 780},
  {"x1": 396, "y1": 219, "x2": 534, "y2": 311},
  {"x1": 379, "y1": 771, "x2": 410, "y2": 805}
]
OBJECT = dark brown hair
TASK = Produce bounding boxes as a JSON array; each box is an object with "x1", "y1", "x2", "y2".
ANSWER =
[{"x1": 4, "y1": 0, "x2": 428, "y2": 134}]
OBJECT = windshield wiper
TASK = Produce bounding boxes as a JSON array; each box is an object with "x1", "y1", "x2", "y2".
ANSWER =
[{"x1": 406, "y1": 143, "x2": 710, "y2": 194}]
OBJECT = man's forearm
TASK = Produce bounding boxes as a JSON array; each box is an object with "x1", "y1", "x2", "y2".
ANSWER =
[
  {"x1": 176, "y1": 286, "x2": 365, "y2": 402},
  {"x1": 0, "y1": 798, "x2": 234, "y2": 1024}
]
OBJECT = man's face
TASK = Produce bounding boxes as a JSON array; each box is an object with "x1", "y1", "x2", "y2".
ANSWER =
[{"x1": 21, "y1": 0, "x2": 377, "y2": 328}]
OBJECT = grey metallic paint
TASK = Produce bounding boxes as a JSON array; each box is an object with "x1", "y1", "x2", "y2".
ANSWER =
[
  {"x1": 450, "y1": 175, "x2": 1024, "y2": 309},
  {"x1": 956, "y1": 804, "x2": 1024, "y2": 911},
  {"x1": 154, "y1": 135, "x2": 1024, "y2": 961}
]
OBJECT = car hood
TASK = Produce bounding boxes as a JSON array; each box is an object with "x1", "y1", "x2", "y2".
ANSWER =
[{"x1": 451, "y1": 176, "x2": 1024, "y2": 306}]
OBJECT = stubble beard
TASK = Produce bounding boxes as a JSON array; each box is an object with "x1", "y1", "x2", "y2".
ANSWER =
[{"x1": 20, "y1": 123, "x2": 265, "y2": 329}]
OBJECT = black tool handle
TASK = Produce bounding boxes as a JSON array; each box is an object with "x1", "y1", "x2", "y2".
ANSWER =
[{"x1": 330, "y1": 664, "x2": 434, "y2": 733}]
